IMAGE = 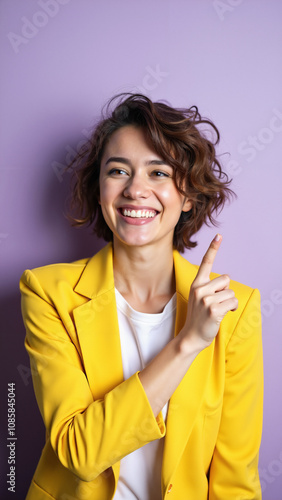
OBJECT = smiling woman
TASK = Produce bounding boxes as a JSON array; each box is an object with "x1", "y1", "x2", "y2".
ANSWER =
[
  {"x1": 68, "y1": 93, "x2": 233, "y2": 251},
  {"x1": 20, "y1": 93, "x2": 263, "y2": 499}
]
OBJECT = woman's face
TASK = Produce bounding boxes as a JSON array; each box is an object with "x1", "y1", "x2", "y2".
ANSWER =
[{"x1": 99, "y1": 125, "x2": 191, "y2": 250}]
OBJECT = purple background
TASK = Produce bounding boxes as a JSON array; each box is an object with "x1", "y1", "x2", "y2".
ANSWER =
[{"x1": 1, "y1": 1, "x2": 282, "y2": 498}]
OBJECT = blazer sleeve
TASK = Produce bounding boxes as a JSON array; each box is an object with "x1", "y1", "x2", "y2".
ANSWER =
[
  {"x1": 208, "y1": 288, "x2": 263, "y2": 499},
  {"x1": 19, "y1": 269, "x2": 165, "y2": 482}
]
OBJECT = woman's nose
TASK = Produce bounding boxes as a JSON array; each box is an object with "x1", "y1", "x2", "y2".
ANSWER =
[{"x1": 123, "y1": 174, "x2": 150, "y2": 199}]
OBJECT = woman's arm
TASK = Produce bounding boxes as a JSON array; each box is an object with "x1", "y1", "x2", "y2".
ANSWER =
[
  {"x1": 20, "y1": 271, "x2": 165, "y2": 482},
  {"x1": 139, "y1": 234, "x2": 238, "y2": 416},
  {"x1": 138, "y1": 237, "x2": 263, "y2": 498}
]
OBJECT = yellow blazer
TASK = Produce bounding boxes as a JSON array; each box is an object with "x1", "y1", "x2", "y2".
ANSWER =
[{"x1": 20, "y1": 243, "x2": 263, "y2": 499}]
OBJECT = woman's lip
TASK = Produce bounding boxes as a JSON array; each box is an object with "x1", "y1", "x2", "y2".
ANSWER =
[{"x1": 117, "y1": 207, "x2": 159, "y2": 225}]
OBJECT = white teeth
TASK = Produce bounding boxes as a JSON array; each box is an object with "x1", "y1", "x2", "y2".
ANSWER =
[{"x1": 122, "y1": 208, "x2": 156, "y2": 218}]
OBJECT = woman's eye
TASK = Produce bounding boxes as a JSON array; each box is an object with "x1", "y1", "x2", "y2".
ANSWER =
[
  {"x1": 151, "y1": 170, "x2": 170, "y2": 177},
  {"x1": 108, "y1": 168, "x2": 128, "y2": 176}
]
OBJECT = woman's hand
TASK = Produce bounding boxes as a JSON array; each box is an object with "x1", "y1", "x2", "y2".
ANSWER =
[{"x1": 180, "y1": 234, "x2": 238, "y2": 351}]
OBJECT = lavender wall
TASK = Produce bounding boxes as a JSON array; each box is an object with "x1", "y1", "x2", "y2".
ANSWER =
[{"x1": 1, "y1": 1, "x2": 282, "y2": 498}]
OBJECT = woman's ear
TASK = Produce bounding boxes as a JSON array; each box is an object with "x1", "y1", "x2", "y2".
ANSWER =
[{"x1": 182, "y1": 198, "x2": 192, "y2": 212}]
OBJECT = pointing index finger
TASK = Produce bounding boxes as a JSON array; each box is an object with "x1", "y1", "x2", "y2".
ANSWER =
[{"x1": 195, "y1": 234, "x2": 222, "y2": 284}]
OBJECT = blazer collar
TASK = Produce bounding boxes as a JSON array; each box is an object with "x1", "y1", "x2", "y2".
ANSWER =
[
  {"x1": 71, "y1": 242, "x2": 199, "y2": 401},
  {"x1": 74, "y1": 242, "x2": 197, "y2": 301},
  {"x1": 74, "y1": 242, "x2": 115, "y2": 299}
]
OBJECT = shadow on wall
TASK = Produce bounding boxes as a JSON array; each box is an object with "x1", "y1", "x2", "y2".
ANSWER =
[{"x1": 1, "y1": 134, "x2": 106, "y2": 497}]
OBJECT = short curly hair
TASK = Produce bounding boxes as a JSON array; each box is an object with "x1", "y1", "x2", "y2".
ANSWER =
[{"x1": 67, "y1": 93, "x2": 234, "y2": 252}]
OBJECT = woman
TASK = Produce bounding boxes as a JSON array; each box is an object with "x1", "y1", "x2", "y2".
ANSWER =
[{"x1": 20, "y1": 94, "x2": 263, "y2": 499}]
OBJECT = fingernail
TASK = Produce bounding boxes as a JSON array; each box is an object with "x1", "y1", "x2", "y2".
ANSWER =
[{"x1": 214, "y1": 234, "x2": 221, "y2": 242}]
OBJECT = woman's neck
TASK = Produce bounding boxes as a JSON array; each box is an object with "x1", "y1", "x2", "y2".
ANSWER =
[{"x1": 113, "y1": 240, "x2": 175, "y2": 313}]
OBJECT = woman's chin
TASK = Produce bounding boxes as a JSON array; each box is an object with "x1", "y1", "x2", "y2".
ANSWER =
[{"x1": 114, "y1": 236, "x2": 152, "y2": 248}]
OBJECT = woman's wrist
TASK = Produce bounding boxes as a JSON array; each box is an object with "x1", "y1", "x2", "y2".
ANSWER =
[{"x1": 175, "y1": 328, "x2": 206, "y2": 361}]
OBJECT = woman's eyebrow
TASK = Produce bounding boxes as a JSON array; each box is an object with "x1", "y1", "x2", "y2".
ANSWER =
[
  {"x1": 105, "y1": 156, "x2": 131, "y2": 166},
  {"x1": 105, "y1": 157, "x2": 169, "y2": 166},
  {"x1": 147, "y1": 159, "x2": 169, "y2": 166}
]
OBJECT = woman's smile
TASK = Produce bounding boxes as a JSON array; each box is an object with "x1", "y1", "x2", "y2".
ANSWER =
[{"x1": 117, "y1": 205, "x2": 159, "y2": 225}]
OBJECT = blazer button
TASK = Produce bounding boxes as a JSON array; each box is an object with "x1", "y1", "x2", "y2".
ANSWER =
[{"x1": 167, "y1": 483, "x2": 173, "y2": 493}]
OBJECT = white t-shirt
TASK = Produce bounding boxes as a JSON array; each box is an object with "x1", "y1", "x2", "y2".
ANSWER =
[{"x1": 113, "y1": 289, "x2": 177, "y2": 500}]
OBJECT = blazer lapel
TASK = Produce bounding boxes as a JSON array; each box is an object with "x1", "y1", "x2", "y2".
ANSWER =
[
  {"x1": 72, "y1": 243, "x2": 124, "y2": 400},
  {"x1": 162, "y1": 251, "x2": 214, "y2": 487}
]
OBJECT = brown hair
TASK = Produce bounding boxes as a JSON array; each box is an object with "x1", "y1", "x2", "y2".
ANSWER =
[{"x1": 67, "y1": 93, "x2": 234, "y2": 252}]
